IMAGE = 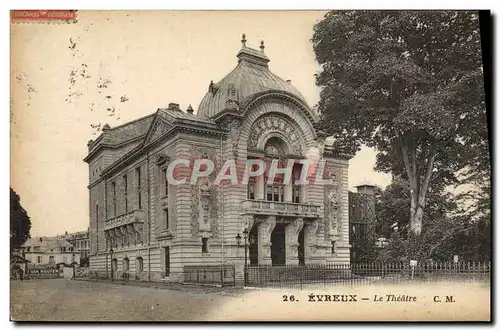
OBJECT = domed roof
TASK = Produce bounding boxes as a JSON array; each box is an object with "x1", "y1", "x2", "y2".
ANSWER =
[{"x1": 197, "y1": 36, "x2": 307, "y2": 119}]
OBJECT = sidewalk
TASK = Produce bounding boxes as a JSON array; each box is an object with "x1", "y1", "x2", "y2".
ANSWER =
[{"x1": 78, "y1": 277, "x2": 246, "y2": 296}]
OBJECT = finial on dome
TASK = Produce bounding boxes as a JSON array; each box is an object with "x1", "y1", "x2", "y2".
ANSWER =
[
  {"x1": 260, "y1": 40, "x2": 265, "y2": 51},
  {"x1": 241, "y1": 33, "x2": 247, "y2": 47}
]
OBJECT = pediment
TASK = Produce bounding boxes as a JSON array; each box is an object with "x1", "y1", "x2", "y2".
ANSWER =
[{"x1": 143, "y1": 116, "x2": 173, "y2": 146}]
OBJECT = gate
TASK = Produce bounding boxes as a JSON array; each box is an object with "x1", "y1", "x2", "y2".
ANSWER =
[{"x1": 183, "y1": 265, "x2": 235, "y2": 286}]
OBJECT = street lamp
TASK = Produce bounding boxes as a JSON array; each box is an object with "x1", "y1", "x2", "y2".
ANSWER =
[
  {"x1": 72, "y1": 253, "x2": 76, "y2": 280},
  {"x1": 109, "y1": 248, "x2": 114, "y2": 282}
]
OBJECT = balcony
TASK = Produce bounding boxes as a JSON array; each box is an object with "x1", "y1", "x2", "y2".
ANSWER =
[
  {"x1": 104, "y1": 210, "x2": 145, "y2": 231},
  {"x1": 241, "y1": 199, "x2": 321, "y2": 218}
]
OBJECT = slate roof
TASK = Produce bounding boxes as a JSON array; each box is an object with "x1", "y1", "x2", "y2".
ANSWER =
[
  {"x1": 197, "y1": 43, "x2": 307, "y2": 119},
  {"x1": 23, "y1": 237, "x2": 75, "y2": 254}
]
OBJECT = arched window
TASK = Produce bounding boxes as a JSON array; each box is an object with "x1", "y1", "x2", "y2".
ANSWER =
[
  {"x1": 123, "y1": 257, "x2": 129, "y2": 271},
  {"x1": 49, "y1": 256, "x2": 55, "y2": 265},
  {"x1": 136, "y1": 257, "x2": 144, "y2": 272},
  {"x1": 263, "y1": 137, "x2": 288, "y2": 202}
]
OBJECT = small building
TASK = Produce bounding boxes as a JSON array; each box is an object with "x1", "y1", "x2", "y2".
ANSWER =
[
  {"x1": 59, "y1": 230, "x2": 90, "y2": 260},
  {"x1": 23, "y1": 236, "x2": 80, "y2": 267},
  {"x1": 10, "y1": 254, "x2": 29, "y2": 279}
]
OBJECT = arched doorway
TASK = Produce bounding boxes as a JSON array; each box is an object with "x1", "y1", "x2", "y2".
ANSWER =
[{"x1": 271, "y1": 224, "x2": 286, "y2": 265}]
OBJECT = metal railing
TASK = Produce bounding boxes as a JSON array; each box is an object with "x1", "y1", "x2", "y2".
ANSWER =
[
  {"x1": 246, "y1": 261, "x2": 491, "y2": 289},
  {"x1": 183, "y1": 265, "x2": 236, "y2": 286}
]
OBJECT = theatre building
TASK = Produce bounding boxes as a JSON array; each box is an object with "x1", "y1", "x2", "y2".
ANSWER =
[{"x1": 85, "y1": 36, "x2": 352, "y2": 284}]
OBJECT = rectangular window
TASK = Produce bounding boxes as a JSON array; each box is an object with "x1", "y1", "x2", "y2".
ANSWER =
[
  {"x1": 61, "y1": 246, "x2": 66, "y2": 252},
  {"x1": 293, "y1": 186, "x2": 301, "y2": 203},
  {"x1": 37, "y1": 256, "x2": 42, "y2": 263},
  {"x1": 111, "y1": 181, "x2": 117, "y2": 216},
  {"x1": 248, "y1": 183, "x2": 255, "y2": 200},
  {"x1": 164, "y1": 247, "x2": 170, "y2": 277},
  {"x1": 164, "y1": 208, "x2": 169, "y2": 230},
  {"x1": 331, "y1": 241, "x2": 336, "y2": 254},
  {"x1": 136, "y1": 167, "x2": 142, "y2": 209},
  {"x1": 202, "y1": 238, "x2": 209, "y2": 253},
  {"x1": 123, "y1": 174, "x2": 128, "y2": 212},
  {"x1": 26, "y1": 247, "x2": 31, "y2": 252},
  {"x1": 267, "y1": 185, "x2": 273, "y2": 201},
  {"x1": 162, "y1": 168, "x2": 168, "y2": 196},
  {"x1": 273, "y1": 186, "x2": 279, "y2": 202}
]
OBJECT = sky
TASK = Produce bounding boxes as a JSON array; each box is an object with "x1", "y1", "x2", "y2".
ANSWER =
[{"x1": 11, "y1": 11, "x2": 391, "y2": 237}]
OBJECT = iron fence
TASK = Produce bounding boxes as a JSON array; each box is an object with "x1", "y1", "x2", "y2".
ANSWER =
[
  {"x1": 183, "y1": 265, "x2": 236, "y2": 286},
  {"x1": 246, "y1": 261, "x2": 491, "y2": 289}
]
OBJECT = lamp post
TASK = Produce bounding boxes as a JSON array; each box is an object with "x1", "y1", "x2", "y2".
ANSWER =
[
  {"x1": 236, "y1": 228, "x2": 249, "y2": 286},
  {"x1": 72, "y1": 253, "x2": 76, "y2": 280},
  {"x1": 109, "y1": 248, "x2": 114, "y2": 282}
]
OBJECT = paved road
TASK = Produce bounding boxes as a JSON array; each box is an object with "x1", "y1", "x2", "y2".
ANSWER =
[{"x1": 10, "y1": 279, "x2": 243, "y2": 321}]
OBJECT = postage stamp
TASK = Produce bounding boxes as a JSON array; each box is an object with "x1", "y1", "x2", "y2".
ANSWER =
[{"x1": 10, "y1": 10, "x2": 77, "y2": 24}]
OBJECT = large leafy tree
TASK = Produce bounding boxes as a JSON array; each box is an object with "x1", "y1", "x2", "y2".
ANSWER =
[
  {"x1": 313, "y1": 11, "x2": 488, "y2": 237},
  {"x1": 10, "y1": 188, "x2": 31, "y2": 249}
]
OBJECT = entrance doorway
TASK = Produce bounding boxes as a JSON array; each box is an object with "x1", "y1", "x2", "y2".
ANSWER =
[{"x1": 271, "y1": 224, "x2": 286, "y2": 265}]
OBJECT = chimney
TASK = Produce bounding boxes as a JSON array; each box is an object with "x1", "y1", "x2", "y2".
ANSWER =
[
  {"x1": 65, "y1": 231, "x2": 68, "y2": 235},
  {"x1": 168, "y1": 103, "x2": 180, "y2": 111}
]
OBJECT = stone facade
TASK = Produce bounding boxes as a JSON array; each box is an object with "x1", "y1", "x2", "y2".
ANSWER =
[{"x1": 85, "y1": 37, "x2": 352, "y2": 284}]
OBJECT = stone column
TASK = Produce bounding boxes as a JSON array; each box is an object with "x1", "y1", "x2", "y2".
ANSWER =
[
  {"x1": 304, "y1": 220, "x2": 319, "y2": 264},
  {"x1": 285, "y1": 218, "x2": 304, "y2": 265},
  {"x1": 257, "y1": 216, "x2": 276, "y2": 265}
]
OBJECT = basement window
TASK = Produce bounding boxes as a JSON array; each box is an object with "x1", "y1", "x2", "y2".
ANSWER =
[{"x1": 202, "y1": 238, "x2": 209, "y2": 253}]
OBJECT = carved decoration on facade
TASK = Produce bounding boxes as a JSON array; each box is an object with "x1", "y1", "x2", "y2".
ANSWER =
[
  {"x1": 259, "y1": 216, "x2": 276, "y2": 259},
  {"x1": 324, "y1": 168, "x2": 343, "y2": 240},
  {"x1": 248, "y1": 115, "x2": 301, "y2": 154},
  {"x1": 188, "y1": 145, "x2": 217, "y2": 160},
  {"x1": 243, "y1": 215, "x2": 255, "y2": 231},
  {"x1": 286, "y1": 218, "x2": 304, "y2": 256},
  {"x1": 229, "y1": 119, "x2": 241, "y2": 157},
  {"x1": 148, "y1": 119, "x2": 172, "y2": 145},
  {"x1": 225, "y1": 83, "x2": 239, "y2": 110},
  {"x1": 190, "y1": 178, "x2": 219, "y2": 237}
]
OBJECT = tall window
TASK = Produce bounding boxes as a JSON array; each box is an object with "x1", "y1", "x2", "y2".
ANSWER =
[
  {"x1": 163, "y1": 208, "x2": 169, "y2": 230},
  {"x1": 164, "y1": 247, "x2": 170, "y2": 277},
  {"x1": 136, "y1": 257, "x2": 144, "y2": 272},
  {"x1": 292, "y1": 186, "x2": 301, "y2": 203},
  {"x1": 202, "y1": 238, "x2": 209, "y2": 253},
  {"x1": 123, "y1": 257, "x2": 129, "y2": 271},
  {"x1": 248, "y1": 183, "x2": 255, "y2": 200},
  {"x1": 266, "y1": 185, "x2": 284, "y2": 202},
  {"x1": 95, "y1": 204, "x2": 99, "y2": 226},
  {"x1": 136, "y1": 167, "x2": 142, "y2": 209},
  {"x1": 331, "y1": 241, "x2": 336, "y2": 254},
  {"x1": 37, "y1": 256, "x2": 42, "y2": 263},
  {"x1": 123, "y1": 174, "x2": 128, "y2": 212},
  {"x1": 111, "y1": 181, "x2": 117, "y2": 216},
  {"x1": 49, "y1": 256, "x2": 55, "y2": 265},
  {"x1": 162, "y1": 168, "x2": 168, "y2": 196}
]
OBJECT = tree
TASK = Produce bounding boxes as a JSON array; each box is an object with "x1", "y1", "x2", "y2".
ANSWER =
[
  {"x1": 312, "y1": 11, "x2": 488, "y2": 238},
  {"x1": 10, "y1": 188, "x2": 31, "y2": 249},
  {"x1": 375, "y1": 177, "x2": 490, "y2": 261}
]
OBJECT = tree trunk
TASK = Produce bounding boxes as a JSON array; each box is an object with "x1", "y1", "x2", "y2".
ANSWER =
[{"x1": 399, "y1": 135, "x2": 437, "y2": 237}]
